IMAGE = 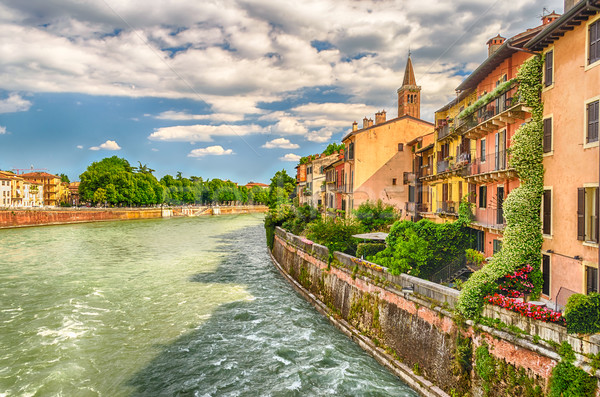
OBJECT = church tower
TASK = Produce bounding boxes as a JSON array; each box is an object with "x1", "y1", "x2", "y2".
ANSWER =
[{"x1": 397, "y1": 55, "x2": 421, "y2": 119}]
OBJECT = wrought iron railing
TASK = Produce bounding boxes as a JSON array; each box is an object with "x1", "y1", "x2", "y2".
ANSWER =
[{"x1": 466, "y1": 150, "x2": 511, "y2": 176}]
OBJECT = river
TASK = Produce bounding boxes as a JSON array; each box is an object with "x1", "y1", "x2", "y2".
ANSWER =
[{"x1": 0, "y1": 215, "x2": 417, "y2": 396}]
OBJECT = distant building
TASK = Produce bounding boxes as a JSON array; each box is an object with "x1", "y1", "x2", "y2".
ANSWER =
[
  {"x1": 245, "y1": 182, "x2": 269, "y2": 189},
  {"x1": 0, "y1": 172, "x2": 11, "y2": 207},
  {"x1": 19, "y1": 172, "x2": 62, "y2": 206},
  {"x1": 69, "y1": 182, "x2": 80, "y2": 206}
]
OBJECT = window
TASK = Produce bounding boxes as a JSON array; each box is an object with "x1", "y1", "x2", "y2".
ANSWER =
[
  {"x1": 392, "y1": 178, "x2": 397, "y2": 186},
  {"x1": 474, "y1": 229, "x2": 485, "y2": 252},
  {"x1": 586, "y1": 266, "x2": 598, "y2": 294},
  {"x1": 542, "y1": 255, "x2": 550, "y2": 296},
  {"x1": 493, "y1": 239, "x2": 502, "y2": 254},
  {"x1": 403, "y1": 172, "x2": 410, "y2": 184},
  {"x1": 398, "y1": 143, "x2": 404, "y2": 152},
  {"x1": 480, "y1": 139, "x2": 486, "y2": 162},
  {"x1": 543, "y1": 189, "x2": 552, "y2": 235},
  {"x1": 587, "y1": 100, "x2": 599, "y2": 144},
  {"x1": 578, "y1": 187, "x2": 599, "y2": 243},
  {"x1": 479, "y1": 185, "x2": 487, "y2": 208},
  {"x1": 543, "y1": 117, "x2": 552, "y2": 153},
  {"x1": 590, "y1": 19, "x2": 600, "y2": 65},
  {"x1": 544, "y1": 50, "x2": 553, "y2": 87},
  {"x1": 409, "y1": 185, "x2": 415, "y2": 203}
]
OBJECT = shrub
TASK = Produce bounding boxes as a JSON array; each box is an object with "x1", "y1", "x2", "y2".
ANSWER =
[
  {"x1": 281, "y1": 203, "x2": 320, "y2": 235},
  {"x1": 305, "y1": 216, "x2": 364, "y2": 255},
  {"x1": 369, "y1": 219, "x2": 472, "y2": 277},
  {"x1": 564, "y1": 293, "x2": 600, "y2": 334},
  {"x1": 356, "y1": 243, "x2": 386, "y2": 259},
  {"x1": 264, "y1": 204, "x2": 295, "y2": 250},
  {"x1": 549, "y1": 342, "x2": 597, "y2": 397},
  {"x1": 465, "y1": 249, "x2": 485, "y2": 267},
  {"x1": 354, "y1": 200, "x2": 400, "y2": 232}
]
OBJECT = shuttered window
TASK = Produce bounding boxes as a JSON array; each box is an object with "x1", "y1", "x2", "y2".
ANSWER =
[
  {"x1": 543, "y1": 118, "x2": 552, "y2": 153},
  {"x1": 479, "y1": 186, "x2": 487, "y2": 208},
  {"x1": 587, "y1": 266, "x2": 598, "y2": 294},
  {"x1": 578, "y1": 187, "x2": 586, "y2": 241},
  {"x1": 543, "y1": 189, "x2": 552, "y2": 235},
  {"x1": 587, "y1": 100, "x2": 599, "y2": 144},
  {"x1": 590, "y1": 19, "x2": 600, "y2": 65},
  {"x1": 544, "y1": 50, "x2": 553, "y2": 87},
  {"x1": 542, "y1": 255, "x2": 550, "y2": 296}
]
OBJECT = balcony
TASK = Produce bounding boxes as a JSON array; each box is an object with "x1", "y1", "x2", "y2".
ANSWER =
[
  {"x1": 462, "y1": 84, "x2": 529, "y2": 139},
  {"x1": 436, "y1": 200, "x2": 458, "y2": 216},
  {"x1": 320, "y1": 185, "x2": 326, "y2": 192},
  {"x1": 437, "y1": 159, "x2": 450, "y2": 173},
  {"x1": 471, "y1": 207, "x2": 506, "y2": 233},
  {"x1": 464, "y1": 150, "x2": 517, "y2": 183},
  {"x1": 419, "y1": 164, "x2": 433, "y2": 179},
  {"x1": 437, "y1": 123, "x2": 453, "y2": 140}
]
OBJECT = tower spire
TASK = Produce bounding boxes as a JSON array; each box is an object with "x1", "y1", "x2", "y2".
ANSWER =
[{"x1": 397, "y1": 54, "x2": 421, "y2": 119}]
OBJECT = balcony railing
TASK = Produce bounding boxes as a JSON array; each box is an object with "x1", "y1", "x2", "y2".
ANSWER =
[
  {"x1": 466, "y1": 150, "x2": 510, "y2": 177},
  {"x1": 437, "y1": 160, "x2": 450, "y2": 173},
  {"x1": 436, "y1": 200, "x2": 458, "y2": 215},
  {"x1": 473, "y1": 207, "x2": 506, "y2": 231},
  {"x1": 437, "y1": 123, "x2": 453, "y2": 140},
  {"x1": 419, "y1": 164, "x2": 433, "y2": 178}
]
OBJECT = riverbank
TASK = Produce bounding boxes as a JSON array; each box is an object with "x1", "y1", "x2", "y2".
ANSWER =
[
  {"x1": 0, "y1": 205, "x2": 267, "y2": 229},
  {"x1": 270, "y1": 226, "x2": 600, "y2": 397}
]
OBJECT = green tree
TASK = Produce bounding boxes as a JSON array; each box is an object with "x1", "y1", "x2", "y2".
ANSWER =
[
  {"x1": 92, "y1": 187, "x2": 107, "y2": 205},
  {"x1": 322, "y1": 142, "x2": 345, "y2": 156},
  {"x1": 268, "y1": 170, "x2": 296, "y2": 208},
  {"x1": 354, "y1": 200, "x2": 400, "y2": 232},
  {"x1": 59, "y1": 173, "x2": 70, "y2": 183}
]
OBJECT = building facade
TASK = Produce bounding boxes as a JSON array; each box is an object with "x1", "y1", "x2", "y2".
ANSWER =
[{"x1": 527, "y1": 0, "x2": 600, "y2": 304}]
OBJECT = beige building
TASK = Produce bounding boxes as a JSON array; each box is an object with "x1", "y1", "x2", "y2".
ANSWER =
[
  {"x1": 19, "y1": 172, "x2": 61, "y2": 206},
  {"x1": 342, "y1": 56, "x2": 434, "y2": 213}
]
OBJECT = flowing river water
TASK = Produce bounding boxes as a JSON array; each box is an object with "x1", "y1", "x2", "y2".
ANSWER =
[{"x1": 0, "y1": 215, "x2": 418, "y2": 396}]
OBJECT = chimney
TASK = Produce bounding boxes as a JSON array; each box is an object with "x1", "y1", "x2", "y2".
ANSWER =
[
  {"x1": 486, "y1": 34, "x2": 506, "y2": 57},
  {"x1": 564, "y1": 0, "x2": 582, "y2": 12},
  {"x1": 352, "y1": 121, "x2": 358, "y2": 131},
  {"x1": 368, "y1": 118, "x2": 374, "y2": 127},
  {"x1": 375, "y1": 110, "x2": 387, "y2": 125},
  {"x1": 363, "y1": 117, "x2": 369, "y2": 129},
  {"x1": 542, "y1": 11, "x2": 561, "y2": 25}
]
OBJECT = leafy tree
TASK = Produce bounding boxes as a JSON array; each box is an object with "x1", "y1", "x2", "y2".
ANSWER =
[
  {"x1": 322, "y1": 142, "x2": 345, "y2": 156},
  {"x1": 92, "y1": 187, "x2": 107, "y2": 205},
  {"x1": 305, "y1": 216, "x2": 363, "y2": 255},
  {"x1": 354, "y1": 200, "x2": 400, "y2": 231},
  {"x1": 267, "y1": 170, "x2": 296, "y2": 208},
  {"x1": 59, "y1": 173, "x2": 70, "y2": 183}
]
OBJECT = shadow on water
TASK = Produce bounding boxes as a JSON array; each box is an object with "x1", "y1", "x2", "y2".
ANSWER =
[{"x1": 127, "y1": 222, "x2": 417, "y2": 397}]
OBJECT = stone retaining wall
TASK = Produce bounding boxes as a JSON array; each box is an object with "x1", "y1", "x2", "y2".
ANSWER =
[{"x1": 271, "y1": 227, "x2": 600, "y2": 397}]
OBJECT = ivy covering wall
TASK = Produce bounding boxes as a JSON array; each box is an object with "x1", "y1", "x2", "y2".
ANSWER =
[{"x1": 457, "y1": 56, "x2": 545, "y2": 318}]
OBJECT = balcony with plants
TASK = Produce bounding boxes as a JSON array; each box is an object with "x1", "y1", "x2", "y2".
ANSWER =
[{"x1": 456, "y1": 79, "x2": 528, "y2": 140}]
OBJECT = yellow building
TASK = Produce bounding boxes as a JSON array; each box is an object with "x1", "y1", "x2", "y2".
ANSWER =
[
  {"x1": 421, "y1": 89, "x2": 477, "y2": 222},
  {"x1": 19, "y1": 172, "x2": 61, "y2": 206}
]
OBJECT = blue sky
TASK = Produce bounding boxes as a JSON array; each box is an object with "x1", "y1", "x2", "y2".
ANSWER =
[{"x1": 0, "y1": 0, "x2": 563, "y2": 183}]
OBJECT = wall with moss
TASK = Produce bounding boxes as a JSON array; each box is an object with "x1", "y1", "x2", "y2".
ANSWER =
[{"x1": 271, "y1": 227, "x2": 600, "y2": 397}]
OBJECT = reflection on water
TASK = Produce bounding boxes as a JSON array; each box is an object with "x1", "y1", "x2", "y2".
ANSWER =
[{"x1": 0, "y1": 215, "x2": 417, "y2": 396}]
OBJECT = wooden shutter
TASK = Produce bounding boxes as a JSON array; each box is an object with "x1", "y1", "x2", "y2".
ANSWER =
[
  {"x1": 543, "y1": 118, "x2": 552, "y2": 153},
  {"x1": 542, "y1": 255, "x2": 550, "y2": 296},
  {"x1": 543, "y1": 190, "x2": 551, "y2": 235},
  {"x1": 544, "y1": 51, "x2": 553, "y2": 87},
  {"x1": 578, "y1": 187, "x2": 585, "y2": 241},
  {"x1": 595, "y1": 187, "x2": 599, "y2": 243}
]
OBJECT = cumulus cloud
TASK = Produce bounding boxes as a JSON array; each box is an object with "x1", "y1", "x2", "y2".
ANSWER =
[
  {"x1": 262, "y1": 138, "x2": 299, "y2": 149},
  {"x1": 0, "y1": 126, "x2": 7, "y2": 134},
  {"x1": 279, "y1": 153, "x2": 301, "y2": 162},
  {"x1": 188, "y1": 145, "x2": 234, "y2": 157},
  {"x1": 0, "y1": 93, "x2": 32, "y2": 113},
  {"x1": 149, "y1": 124, "x2": 268, "y2": 143},
  {"x1": 76, "y1": 145, "x2": 83, "y2": 149},
  {"x1": 306, "y1": 128, "x2": 334, "y2": 143},
  {"x1": 89, "y1": 140, "x2": 121, "y2": 151},
  {"x1": 270, "y1": 117, "x2": 308, "y2": 135}
]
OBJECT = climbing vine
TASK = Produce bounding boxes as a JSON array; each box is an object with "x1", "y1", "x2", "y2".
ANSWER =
[
  {"x1": 457, "y1": 55, "x2": 545, "y2": 318},
  {"x1": 457, "y1": 78, "x2": 517, "y2": 120}
]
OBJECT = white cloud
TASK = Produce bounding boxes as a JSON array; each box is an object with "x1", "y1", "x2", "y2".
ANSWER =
[
  {"x1": 149, "y1": 124, "x2": 268, "y2": 143},
  {"x1": 270, "y1": 117, "x2": 308, "y2": 135},
  {"x1": 89, "y1": 140, "x2": 121, "y2": 151},
  {"x1": 155, "y1": 110, "x2": 243, "y2": 122},
  {"x1": 279, "y1": 153, "x2": 301, "y2": 162},
  {"x1": 76, "y1": 145, "x2": 83, "y2": 149},
  {"x1": 188, "y1": 145, "x2": 234, "y2": 157},
  {"x1": 262, "y1": 138, "x2": 299, "y2": 149},
  {"x1": 151, "y1": 148, "x2": 159, "y2": 152},
  {"x1": 0, "y1": 126, "x2": 6, "y2": 134},
  {"x1": 0, "y1": 93, "x2": 32, "y2": 113},
  {"x1": 306, "y1": 128, "x2": 333, "y2": 143}
]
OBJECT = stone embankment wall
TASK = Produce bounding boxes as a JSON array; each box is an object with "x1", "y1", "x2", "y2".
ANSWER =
[
  {"x1": 0, "y1": 205, "x2": 267, "y2": 228},
  {"x1": 271, "y1": 227, "x2": 600, "y2": 397}
]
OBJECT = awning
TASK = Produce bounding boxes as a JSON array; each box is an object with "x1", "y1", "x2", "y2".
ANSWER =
[{"x1": 352, "y1": 232, "x2": 388, "y2": 241}]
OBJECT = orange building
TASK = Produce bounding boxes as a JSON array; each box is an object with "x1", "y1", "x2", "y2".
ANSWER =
[
  {"x1": 526, "y1": 0, "x2": 600, "y2": 305},
  {"x1": 342, "y1": 56, "x2": 434, "y2": 214},
  {"x1": 452, "y1": 19, "x2": 553, "y2": 258}
]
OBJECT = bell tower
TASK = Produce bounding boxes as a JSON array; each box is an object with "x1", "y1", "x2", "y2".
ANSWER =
[{"x1": 397, "y1": 54, "x2": 421, "y2": 119}]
